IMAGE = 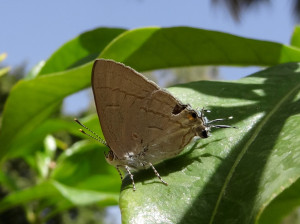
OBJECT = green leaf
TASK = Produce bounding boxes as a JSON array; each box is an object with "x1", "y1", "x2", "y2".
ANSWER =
[
  {"x1": 0, "y1": 170, "x2": 18, "y2": 191},
  {"x1": 0, "y1": 179, "x2": 119, "y2": 213},
  {"x1": 100, "y1": 27, "x2": 300, "y2": 71},
  {"x1": 0, "y1": 63, "x2": 92, "y2": 160},
  {"x1": 119, "y1": 62, "x2": 300, "y2": 224},
  {"x1": 258, "y1": 178, "x2": 300, "y2": 224},
  {"x1": 0, "y1": 53, "x2": 10, "y2": 77},
  {"x1": 0, "y1": 181, "x2": 56, "y2": 212},
  {"x1": 290, "y1": 26, "x2": 300, "y2": 48},
  {"x1": 0, "y1": 139, "x2": 121, "y2": 213},
  {"x1": 39, "y1": 27, "x2": 126, "y2": 75},
  {"x1": 26, "y1": 61, "x2": 45, "y2": 79},
  {"x1": 52, "y1": 181, "x2": 118, "y2": 206},
  {"x1": 7, "y1": 118, "x2": 72, "y2": 158},
  {"x1": 0, "y1": 67, "x2": 10, "y2": 78},
  {"x1": 51, "y1": 140, "x2": 119, "y2": 190}
]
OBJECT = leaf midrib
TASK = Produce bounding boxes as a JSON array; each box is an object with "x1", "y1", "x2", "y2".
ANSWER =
[{"x1": 209, "y1": 81, "x2": 300, "y2": 224}]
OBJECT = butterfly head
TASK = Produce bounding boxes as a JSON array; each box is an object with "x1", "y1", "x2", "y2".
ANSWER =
[
  {"x1": 195, "y1": 108, "x2": 235, "y2": 138},
  {"x1": 105, "y1": 149, "x2": 118, "y2": 165}
]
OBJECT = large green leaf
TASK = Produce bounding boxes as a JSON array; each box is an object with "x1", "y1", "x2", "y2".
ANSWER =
[
  {"x1": 38, "y1": 27, "x2": 126, "y2": 75},
  {"x1": 100, "y1": 27, "x2": 300, "y2": 71},
  {"x1": 119, "y1": 62, "x2": 300, "y2": 224}
]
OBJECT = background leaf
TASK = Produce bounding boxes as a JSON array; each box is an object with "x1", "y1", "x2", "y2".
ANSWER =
[
  {"x1": 0, "y1": 141, "x2": 120, "y2": 213},
  {"x1": 0, "y1": 53, "x2": 10, "y2": 77},
  {"x1": 290, "y1": 26, "x2": 300, "y2": 49},
  {"x1": 0, "y1": 64, "x2": 92, "y2": 160},
  {"x1": 100, "y1": 27, "x2": 300, "y2": 71},
  {"x1": 39, "y1": 27, "x2": 126, "y2": 75},
  {"x1": 51, "y1": 140, "x2": 119, "y2": 188}
]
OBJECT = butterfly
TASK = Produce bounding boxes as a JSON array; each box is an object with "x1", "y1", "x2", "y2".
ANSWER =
[{"x1": 76, "y1": 59, "x2": 234, "y2": 191}]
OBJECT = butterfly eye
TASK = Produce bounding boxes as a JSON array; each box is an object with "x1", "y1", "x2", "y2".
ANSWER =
[
  {"x1": 201, "y1": 130, "x2": 209, "y2": 138},
  {"x1": 106, "y1": 150, "x2": 115, "y2": 161},
  {"x1": 196, "y1": 127, "x2": 209, "y2": 138},
  {"x1": 191, "y1": 112, "x2": 197, "y2": 119}
]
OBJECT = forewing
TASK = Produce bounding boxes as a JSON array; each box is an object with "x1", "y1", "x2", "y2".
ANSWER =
[{"x1": 92, "y1": 59, "x2": 159, "y2": 158}]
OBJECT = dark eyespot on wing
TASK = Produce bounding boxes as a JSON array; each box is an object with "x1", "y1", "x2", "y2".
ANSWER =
[{"x1": 172, "y1": 103, "x2": 187, "y2": 115}]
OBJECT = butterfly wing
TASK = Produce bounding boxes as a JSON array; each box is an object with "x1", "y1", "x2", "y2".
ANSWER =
[
  {"x1": 92, "y1": 59, "x2": 204, "y2": 164},
  {"x1": 135, "y1": 89, "x2": 201, "y2": 164},
  {"x1": 92, "y1": 59, "x2": 159, "y2": 158}
]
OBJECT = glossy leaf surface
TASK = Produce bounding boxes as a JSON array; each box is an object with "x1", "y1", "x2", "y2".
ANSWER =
[{"x1": 120, "y1": 63, "x2": 300, "y2": 224}]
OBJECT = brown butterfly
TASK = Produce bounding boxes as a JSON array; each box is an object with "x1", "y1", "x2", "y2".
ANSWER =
[{"x1": 76, "y1": 59, "x2": 234, "y2": 191}]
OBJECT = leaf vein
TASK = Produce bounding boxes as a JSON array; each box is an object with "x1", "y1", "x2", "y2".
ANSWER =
[{"x1": 209, "y1": 81, "x2": 300, "y2": 224}]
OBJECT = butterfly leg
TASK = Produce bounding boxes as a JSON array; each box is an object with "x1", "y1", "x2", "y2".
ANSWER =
[
  {"x1": 125, "y1": 165, "x2": 136, "y2": 191},
  {"x1": 149, "y1": 163, "x2": 168, "y2": 186},
  {"x1": 116, "y1": 166, "x2": 123, "y2": 180}
]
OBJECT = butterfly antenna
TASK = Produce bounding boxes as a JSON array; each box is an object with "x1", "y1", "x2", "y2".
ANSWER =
[
  {"x1": 200, "y1": 108, "x2": 237, "y2": 129},
  {"x1": 74, "y1": 118, "x2": 108, "y2": 146}
]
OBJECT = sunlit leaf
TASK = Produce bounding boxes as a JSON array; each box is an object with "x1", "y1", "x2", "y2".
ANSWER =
[{"x1": 120, "y1": 62, "x2": 300, "y2": 224}]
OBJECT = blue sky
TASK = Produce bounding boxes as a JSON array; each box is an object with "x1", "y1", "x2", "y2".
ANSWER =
[
  {"x1": 1, "y1": 0, "x2": 296, "y2": 74},
  {"x1": 1, "y1": 0, "x2": 297, "y2": 114}
]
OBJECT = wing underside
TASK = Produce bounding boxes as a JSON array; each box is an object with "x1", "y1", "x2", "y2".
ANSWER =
[{"x1": 92, "y1": 60, "x2": 198, "y2": 161}]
